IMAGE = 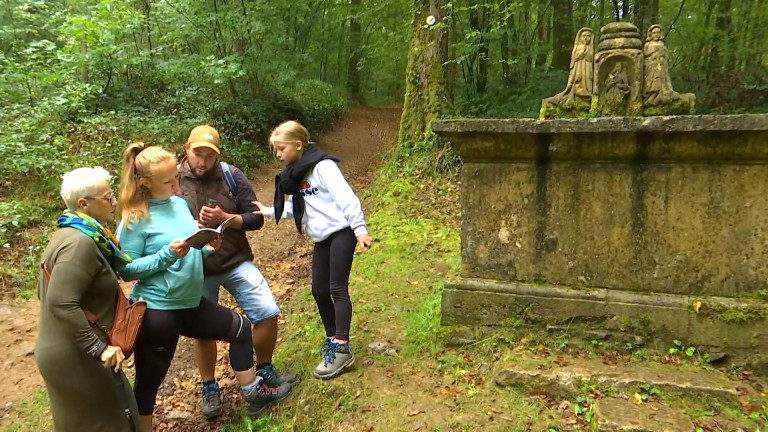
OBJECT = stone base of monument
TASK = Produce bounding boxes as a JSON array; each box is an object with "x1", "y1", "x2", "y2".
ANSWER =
[
  {"x1": 444, "y1": 278, "x2": 768, "y2": 373},
  {"x1": 494, "y1": 351, "x2": 756, "y2": 431}
]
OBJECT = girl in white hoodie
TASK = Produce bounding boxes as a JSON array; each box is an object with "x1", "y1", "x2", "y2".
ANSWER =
[{"x1": 253, "y1": 120, "x2": 372, "y2": 380}]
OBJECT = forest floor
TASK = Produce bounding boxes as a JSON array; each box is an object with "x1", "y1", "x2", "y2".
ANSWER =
[{"x1": 2, "y1": 106, "x2": 768, "y2": 431}]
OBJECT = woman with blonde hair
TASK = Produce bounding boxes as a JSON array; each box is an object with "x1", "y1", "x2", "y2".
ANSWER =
[
  {"x1": 35, "y1": 166, "x2": 142, "y2": 431},
  {"x1": 116, "y1": 143, "x2": 291, "y2": 430}
]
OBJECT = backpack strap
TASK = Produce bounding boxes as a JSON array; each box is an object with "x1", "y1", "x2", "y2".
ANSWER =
[{"x1": 220, "y1": 162, "x2": 238, "y2": 197}]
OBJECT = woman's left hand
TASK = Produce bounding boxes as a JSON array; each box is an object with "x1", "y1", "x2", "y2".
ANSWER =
[
  {"x1": 356, "y1": 234, "x2": 372, "y2": 253},
  {"x1": 100, "y1": 345, "x2": 125, "y2": 373}
]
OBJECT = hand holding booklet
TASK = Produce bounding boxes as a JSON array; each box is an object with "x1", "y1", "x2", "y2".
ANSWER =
[{"x1": 185, "y1": 215, "x2": 237, "y2": 249}]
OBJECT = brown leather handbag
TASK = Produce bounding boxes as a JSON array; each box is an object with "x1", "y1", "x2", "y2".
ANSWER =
[{"x1": 41, "y1": 262, "x2": 146, "y2": 357}]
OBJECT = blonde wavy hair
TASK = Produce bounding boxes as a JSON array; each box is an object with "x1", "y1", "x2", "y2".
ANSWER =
[{"x1": 118, "y1": 142, "x2": 176, "y2": 228}]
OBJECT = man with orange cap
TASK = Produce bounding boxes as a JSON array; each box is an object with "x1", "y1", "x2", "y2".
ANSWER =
[{"x1": 177, "y1": 125, "x2": 298, "y2": 420}]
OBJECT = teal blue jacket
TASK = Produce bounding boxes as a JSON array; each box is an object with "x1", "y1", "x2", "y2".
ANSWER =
[{"x1": 116, "y1": 196, "x2": 212, "y2": 310}]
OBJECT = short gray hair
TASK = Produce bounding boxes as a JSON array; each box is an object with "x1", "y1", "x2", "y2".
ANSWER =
[{"x1": 60, "y1": 167, "x2": 112, "y2": 210}]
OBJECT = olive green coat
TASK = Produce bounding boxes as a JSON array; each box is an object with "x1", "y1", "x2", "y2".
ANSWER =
[{"x1": 35, "y1": 227, "x2": 141, "y2": 432}]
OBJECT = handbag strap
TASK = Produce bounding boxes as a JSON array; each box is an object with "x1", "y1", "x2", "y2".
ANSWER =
[
  {"x1": 40, "y1": 261, "x2": 101, "y2": 324},
  {"x1": 112, "y1": 371, "x2": 137, "y2": 432}
]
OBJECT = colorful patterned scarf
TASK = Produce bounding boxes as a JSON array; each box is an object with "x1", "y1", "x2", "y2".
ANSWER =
[{"x1": 57, "y1": 210, "x2": 132, "y2": 269}]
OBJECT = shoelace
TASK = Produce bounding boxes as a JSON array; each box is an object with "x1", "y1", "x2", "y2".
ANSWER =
[
  {"x1": 320, "y1": 338, "x2": 331, "y2": 355},
  {"x1": 323, "y1": 342, "x2": 337, "y2": 366},
  {"x1": 202, "y1": 385, "x2": 220, "y2": 403},
  {"x1": 260, "y1": 366, "x2": 280, "y2": 385}
]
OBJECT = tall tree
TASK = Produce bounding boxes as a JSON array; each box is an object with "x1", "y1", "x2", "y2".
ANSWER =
[
  {"x1": 707, "y1": 0, "x2": 732, "y2": 78},
  {"x1": 347, "y1": 0, "x2": 363, "y2": 102},
  {"x1": 552, "y1": 0, "x2": 572, "y2": 70},
  {"x1": 398, "y1": 0, "x2": 451, "y2": 148}
]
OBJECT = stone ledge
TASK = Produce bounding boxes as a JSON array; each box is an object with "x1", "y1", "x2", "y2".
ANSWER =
[
  {"x1": 494, "y1": 352, "x2": 748, "y2": 405},
  {"x1": 433, "y1": 114, "x2": 768, "y2": 134},
  {"x1": 443, "y1": 279, "x2": 768, "y2": 372}
]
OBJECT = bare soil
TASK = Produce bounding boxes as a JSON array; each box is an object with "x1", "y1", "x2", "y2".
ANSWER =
[{"x1": 0, "y1": 106, "x2": 402, "y2": 428}]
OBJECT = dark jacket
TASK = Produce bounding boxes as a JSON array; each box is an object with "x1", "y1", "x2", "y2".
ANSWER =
[{"x1": 177, "y1": 159, "x2": 263, "y2": 275}]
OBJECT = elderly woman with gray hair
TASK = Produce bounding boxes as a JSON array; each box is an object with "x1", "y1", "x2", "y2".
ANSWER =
[{"x1": 35, "y1": 167, "x2": 142, "y2": 432}]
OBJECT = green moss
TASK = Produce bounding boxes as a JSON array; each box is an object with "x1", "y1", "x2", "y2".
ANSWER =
[
  {"x1": 539, "y1": 99, "x2": 594, "y2": 119},
  {"x1": 705, "y1": 303, "x2": 768, "y2": 324},
  {"x1": 643, "y1": 98, "x2": 695, "y2": 116}
]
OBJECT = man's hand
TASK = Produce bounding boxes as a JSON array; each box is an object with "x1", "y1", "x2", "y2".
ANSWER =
[
  {"x1": 199, "y1": 205, "x2": 229, "y2": 226},
  {"x1": 170, "y1": 239, "x2": 191, "y2": 257},
  {"x1": 357, "y1": 234, "x2": 372, "y2": 253},
  {"x1": 100, "y1": 345, "x2": 125, "y2": 373}
]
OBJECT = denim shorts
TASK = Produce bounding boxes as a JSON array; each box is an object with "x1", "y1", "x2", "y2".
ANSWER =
[{"x1": 203, "y1": 261, "x2": 280, "y2": 323}]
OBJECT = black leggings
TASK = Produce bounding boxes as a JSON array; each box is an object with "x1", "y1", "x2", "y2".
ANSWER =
[
  {"x1": 312, "y1": 227, "x2": 357, "y2": 341},
  {"x1": 133, "y1": 297, "x2": 253, "y2": 415}
]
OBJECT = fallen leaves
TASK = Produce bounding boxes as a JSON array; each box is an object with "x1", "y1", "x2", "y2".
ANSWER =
[{"x1": 436, "y1": 387, "x2": 462, "y2": 397}]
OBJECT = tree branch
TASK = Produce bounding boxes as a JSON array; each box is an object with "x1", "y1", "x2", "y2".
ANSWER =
[{"x1": 667, "y1": 0, "x2": 687, "y2": 36}]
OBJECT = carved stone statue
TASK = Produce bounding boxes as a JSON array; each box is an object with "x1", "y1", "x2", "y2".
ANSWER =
[
  {"x1": 539, "y1": 23, "x2": 696, "y2": 118},
  {"x1": 541, "y1": 28, "x2": 595, "y2": 117},
  {"x1": 594, "y1": 22, "x2": 643, "y2": 116},
  {"x1": 604, "y1": 63, "x2": 631, "y2": 113},
  {"x1": 643, "y1": 25, "x2": 695, "y2": 114}
]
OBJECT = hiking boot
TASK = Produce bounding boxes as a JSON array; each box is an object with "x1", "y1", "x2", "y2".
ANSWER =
[
  {"x1": 201, "y1": 381, "x2": 223, "y2": 420},
  {"x1": 244, "y1": 379, "x2": 293, "y2": 417},
  {"x1": 258, "y1": 364, "x2": 300, "y2": 387},
  {"x1": 314, "y1": 341, "x2": 355, "y2": 379}
]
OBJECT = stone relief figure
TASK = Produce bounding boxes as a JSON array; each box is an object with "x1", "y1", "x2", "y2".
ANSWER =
[
  {"x1": 604, "y1": 62, "x2": 631, "y2": 114},
  {"x1": 543, "y1": 28, "x2": 595, "y2": 108},
  {"x1": 643, "y1": 25, "x2": 695, "y2": 113}
]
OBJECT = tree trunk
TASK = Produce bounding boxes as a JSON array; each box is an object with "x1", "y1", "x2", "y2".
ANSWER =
[
  {"x1": 707, "y1": 0, "x2": 732, "y2": 78},
  {"x1": 552, "y1": 0, "x2": 572, "y2": 70},
  {"x1": 499, "y1": 16, "x2": 510, "y2": 87},
  {"x1": 650, "y1": 0, "x2": 659, "y2": 23},
  {"x1": 633, "y1": 0, "x2": 646, "y2": 37},
  {"x1": 535, "y1": 1, "x2": 549, "y2": 69},
  {"x1": 397, "y1": 0, "x2": 451, "y2": 149},
  {"x1": 347, "y1": 0, "x2": 363, "y2": 103},
  {"x1": 632, "y1": 0, "x2": 659, "y2": 36},
  {"x1": 468, "y1": 1, "x2": 488, "y2": 95},
  {"x1": 79, "y1": 35, "x2": 89, "y2": 83}
]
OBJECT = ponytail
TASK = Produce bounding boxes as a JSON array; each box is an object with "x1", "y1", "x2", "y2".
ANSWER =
[{"x1": 118, "y1": 142, "x2": 176, "y2": 228}]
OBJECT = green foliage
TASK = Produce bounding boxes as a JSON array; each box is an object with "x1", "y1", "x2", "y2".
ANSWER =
[
  {"x1": 637, "y1": 383, "x2": 663, "y2": 402},
  {"x1": 443, "y1": 0, "x2": 768, "y2": 118},
  {"x1": 0, "y1": 201, "x2": 48, "y2": 249}
]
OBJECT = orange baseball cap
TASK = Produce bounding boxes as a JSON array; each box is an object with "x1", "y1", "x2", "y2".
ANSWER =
[{"x1": 187, "y1": 125, "x2": 220, "y2": 154}]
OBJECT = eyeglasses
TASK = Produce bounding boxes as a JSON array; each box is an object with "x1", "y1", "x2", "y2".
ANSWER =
[{"x1": 86, "y1": 192, "x2": 116, "y2": 202}]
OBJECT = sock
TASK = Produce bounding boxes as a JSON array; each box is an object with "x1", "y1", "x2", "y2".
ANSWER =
[
  {"x1": 202, "y1": 379, "x2": 217, "y2": 387},
  {"x1": 241, "y1": 376, "x2": 261, "y2": 395},
  {"x1": 256, "y1": 361, "x2": 272, "y2": 370},
  {"x1": 332, "y1": 338, "x2": 348, "y2": 345}
]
